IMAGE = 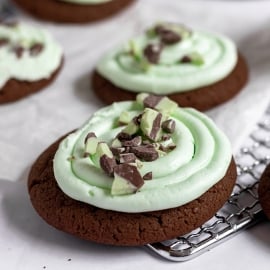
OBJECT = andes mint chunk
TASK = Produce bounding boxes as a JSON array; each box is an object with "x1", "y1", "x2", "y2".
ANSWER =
[
  {"x1": 100, "y1": 155, "x2": 117, "y2": 176},
  {"x1": 155, "y1": 96, "x2": 178, "y2": 114},
  {"x1": 122, "y1": 136, "x2": 142, "y2": 147},
  {"x1": 116, "y1": 132, "x2": 133, "y2": 141},
  {"x1": 0, "y1": 38, "x2": 9, "y2": 47},
  {"x1": 180, "y1": 55, "x2": 192, "y2": 63},
  {"x1": 110, "y1": 147, "x2": 125, "y2": 156},
  {"x1": 111, "y1": 164, "x2": 144, "y2": 195},
  {"x1": 143, "y1": 172, "x2": 153, "y2": 180},
  {"x1": 159, "y1": 138, "x2": 176, "y2": 152},
  {"x1": 162, "y1": 134, "x2": 171, "y2": 141},
  {"x1": 85, "y1": 132, "x2": 100, "y2": 155},
  {"x1": 143, "y1": 43, "x2": 163, "y2": 64},
  {"x1": 160, "y1": 29, "x2": 181, "y2": 45},
  {"x1": 140, "y1": 108, "x2": 162, "y2": 141},
  {"x1": 119, "y1": 153, "x2": 137, "y2": 164},
  {"x1": 131, "y1": 145, "x2": 159, "y2": 161},
  {"x1": 111, "y1": 138, "x2": 122, "y2": 148},
  {"x1": 30, "y1": 43, "x2": 44, "y2": 56},
  {"x1": 144, "y1": 94, "x2": 164, "y2": 109},
  {"x1": 12, "y1": 46, "x2": 24, "y2": 59},
  {"x1": 136, "y1": 93, "x2": 149, "y2": 106},
  {"x1": 96, "y1": 142, "x2": 113, "y2": 159},
  {"x1": 119, "y1": 111, "x2": 132, "y2": 125},
  {"x1": 162, "y1": 119, "x2": 176, "y2": 133},
  {"x1": 122, "y1": 120, "x2": 139, "y2": 135}
]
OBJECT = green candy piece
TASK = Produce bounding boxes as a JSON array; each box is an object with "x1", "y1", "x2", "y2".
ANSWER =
[
  {"x1": 190, "y1": 52, "x2": 204, "y2": 66},
  {"x1": 96, "y1": 142, "x2": 113, "y2": 159},
  {"x1": 119, "y1": 111, "x2": 132, "y2": 125},
  {"x1": 85, "y1": 134, "x2": 100, "y2": 155},
  {"x1": 122, "y1": 120, "x2": 139, "y2": 135},
  {"x1": 155, "y1": 97, "x2": 178, "y2": 114},
  {"x1": 136, "y1": 93, "x2": 149, "y2": 106},
  {"x1": 111, "y1": 138, "x2": 122, "y2": 148}
]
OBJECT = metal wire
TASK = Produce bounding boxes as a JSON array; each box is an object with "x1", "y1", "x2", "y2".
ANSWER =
[{"x1": 147, "y1": 109, "x2": 270, "y2": 261}]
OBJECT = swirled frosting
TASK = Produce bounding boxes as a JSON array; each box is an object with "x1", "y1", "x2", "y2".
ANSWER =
[
  {"x1": 0, "y1": 23, "x2": 62, "y2": 89},
  {"x1": 97, "y1": 23, "x2": 237, "y2": 94},
  {"x1": 53, "y1": 98, "x2": 232, "y2": 213},
  {"x1": 58, "y1": 0, "x2": 112, "y2": 5}
]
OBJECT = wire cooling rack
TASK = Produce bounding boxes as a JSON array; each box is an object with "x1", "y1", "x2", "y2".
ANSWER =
[{"x1": 147, "y1": 107, "x2": 270, "y2": 261}]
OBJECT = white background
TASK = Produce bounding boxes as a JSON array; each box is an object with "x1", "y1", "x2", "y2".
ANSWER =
[{"x1": 0, "y1": 0, "x2": 270, "y2": 269}]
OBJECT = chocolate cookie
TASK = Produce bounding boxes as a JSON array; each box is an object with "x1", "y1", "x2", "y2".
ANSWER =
[
  {"x1": 0, "y1": 22, "x2": 63, "y2": 104},
  {"x1": 93, "y1": 53, "x2": 248, "y2": 111},
  {"x1": 92, "y1": 22, "x2": 248, "y2": 111},
  {"x1": 258, "y1": 164, "x2": 270, "y2": 220},
  {"x1": 28, "y1": 138, "x2": 236, "y2": 246},
  {"x1": 12, "y1": 0, "x2": 135, "y2": 24},
  {"x1": 0, "y1": 61, "x2": 63, "y2": 104}
]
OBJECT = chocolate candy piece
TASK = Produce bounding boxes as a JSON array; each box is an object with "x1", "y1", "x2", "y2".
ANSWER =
[
  {"x1": 131, "y1": 145, "x2": 159, "y2": 161},
  {"x1": 119, "y1": 153, "x2": 137, "y2": 164},
  {"x1": 122, "y1": 136, "x2": 142, "y2": 147},
  {"x1": 30, "y1": 43, "x2": 44, "y2": 56},
  {"x1": 100, "y1": 155, "x2": 117, "y2": 176},
  {"x1": 140, "y1": 108, "x2": 162, "y2": 141},
  {"x1": 143, "y1": 43, "x2": 163, "y2": 64},
  {"x1": 160, "y1": 29, "x2": 181, "y2": 45},
  {"x1": 162, "y1": 119, "x2": 176, "y2": 133},
  {"x1": 143, "y1": 172, "x2": 153, "y2": 180},
  {"x1": 0, "y1": 38, "x2": 9, "y2": 47},
  {"x1": 110, "y1": 147, "x2": 125, "y2": 156},
  {"x1": 12, "y1": 46, "x2": 24, "y2": 59},
  {"x1": 116, "y1": 132, "x2": 133, "y2": 141},
  {"x1": 181, "y1": 52, "x2": 204, "y2": 66},
  {"x1": 111, "y1": 164, "x2": 144, "y2": 195},
  {"x1": 85, "y1": 132, "x2": 100, "y2": 155},
  {"x1": 137, "y1": 93, "x2": 178, "y2": 114},
  {"x1": 180, "y1": 55, "x2": 192, "y2": 63}
]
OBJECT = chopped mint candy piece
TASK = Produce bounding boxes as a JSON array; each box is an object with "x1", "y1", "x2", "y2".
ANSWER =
[
  {"x1": 122, "y1": 120, "x2": 139, "y2": 135},
  {"x1": 136, "y1": 93, "x2": 149, "y2": 105},
  {"x1": 85, "y1": 132, "x2": 100, "y2": 155},
  {"x1": 140, "y1": 108, "x2": 162, "y2": 141},
  {"x1": 143, "y1": 172, "x2": 153, "y2": 180},
  {"x1": 129, "y1": 40, "x2": 142, "y2": 62},
  {"x1": 100, "y1": 155, "x2": 117, "y2": 176},
  {"x1": 162, "y1": 119, "x2": 176, "y2": 133},
  {"x1": 119, "y1": 111, "x2": 132, "y2": 125},
  {"x1": 111, "y1": 164, "x2": 144, "y2": 196},
  {"x1": 96, "y1": 142, "x2": 113, "y2": 159},
  {"x1": 111, "y1": 138, "x2": 122, "y2": 148},
  {"x1": 119, "y1": 153, "x2": 137, "y2": 164},
  {"x1": 155, "y1": 97, "x2": 178, "y2": 114}
]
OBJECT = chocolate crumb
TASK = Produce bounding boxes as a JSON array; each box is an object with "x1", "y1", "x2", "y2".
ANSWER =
[
  {"x1": 12, "y1": 46, "x2": 24, "y2": 59},
  {"x1": 68, "y1": 258, "x2": 72, "y2": 262},
  {"x1": 162, "y1": 134, "x2": 171, "y2": 141},
  {"x1": 143, "y1": 172, "x2": 153, "y2": 180},
  {"x1": 0, "y1": 38, "x2": 9, "y2": 47},
  {"x1": 180, "y1": 55, "x2": 192, "y2": 63}
]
